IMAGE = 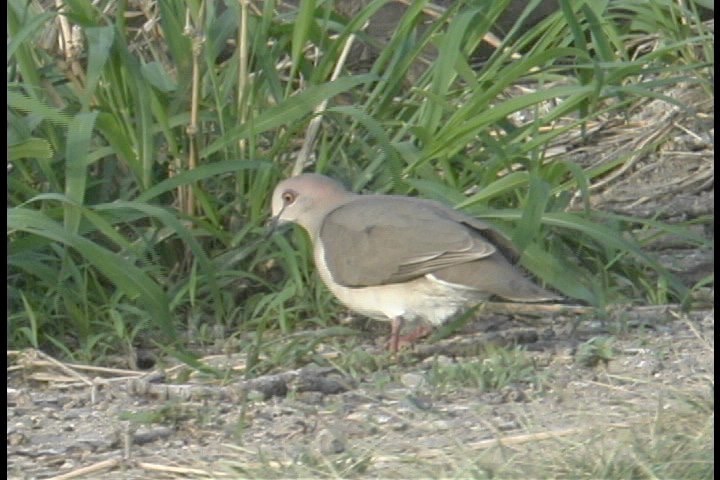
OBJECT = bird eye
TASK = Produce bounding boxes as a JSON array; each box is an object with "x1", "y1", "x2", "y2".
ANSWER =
[{"x1": 282, "y1": 190, "x2": 297, "y2": 205}]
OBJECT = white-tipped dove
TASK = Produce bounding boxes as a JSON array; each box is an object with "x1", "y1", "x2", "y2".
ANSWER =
[{"x1": 271, "y1": 174, "x2": 560, "y2": 352}]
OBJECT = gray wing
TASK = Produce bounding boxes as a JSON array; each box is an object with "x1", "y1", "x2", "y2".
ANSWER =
[{"x1": 318, "y1": 196, "x2": 501, "y2": 287}]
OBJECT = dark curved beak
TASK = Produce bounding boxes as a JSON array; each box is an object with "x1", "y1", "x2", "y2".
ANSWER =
[
  {"x1": 264, "y1": 215, "x2": 279, "y2": 239},
  {"x1": 265, "y1": 206, "x2": 289, "y2": 239}
]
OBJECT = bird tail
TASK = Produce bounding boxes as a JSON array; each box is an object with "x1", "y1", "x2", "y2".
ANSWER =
[{"x1": 431, "y1": 254, "x2": 562, "y2": 302}]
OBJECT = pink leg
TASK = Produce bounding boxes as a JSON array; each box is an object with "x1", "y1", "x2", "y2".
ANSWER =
[
  {"x1": 388, "y1": 317, "x2": 403, "y2": 353},
  {"x1": 398, "y1": 325, "x2": 433, "y2": 346},
  {"x1": 386, "y1": 320, "x2": 433, "y2": 352}
]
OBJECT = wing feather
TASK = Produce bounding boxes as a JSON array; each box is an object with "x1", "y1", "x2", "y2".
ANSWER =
[{"x1": 319, "y1": 196, "x2": 499, "y2": 287}]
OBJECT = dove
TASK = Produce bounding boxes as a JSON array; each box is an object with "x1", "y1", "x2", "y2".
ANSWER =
[{"x1": 270, "y1": 173, "x2": 559, "y2": 352}]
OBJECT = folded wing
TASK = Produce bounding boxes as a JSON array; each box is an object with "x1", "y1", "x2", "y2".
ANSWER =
[{"x1": 319, "y1": 196, "x2": 501, "y2": 287}]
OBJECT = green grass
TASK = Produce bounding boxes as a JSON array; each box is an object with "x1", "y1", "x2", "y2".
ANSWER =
[
  {"x1": 511, "y1": 391, "x2": 714, "y2": 480},
  {"x1": 576, "y1": 335, "x2": 615, "y2": 367},
  {"x1": 7, "y1": 0, "x2": 713, "y2": 363},
  {"x1": 426, "y1": 346, "x2": 540, "y2": 393}
]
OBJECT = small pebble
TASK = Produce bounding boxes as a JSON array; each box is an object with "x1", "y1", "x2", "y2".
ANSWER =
[
  {"x1": 400, "y1": 373, "x2": 425, "y2": 389},
  {"x1": 316, "y1": 428, "x2": 346, "y2": 455}
]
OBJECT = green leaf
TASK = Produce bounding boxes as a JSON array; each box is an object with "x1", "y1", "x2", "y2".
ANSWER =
[
  {"x1": 404, "y1": 178, "x2": 466, "y2": 205},
  {"x1": 141, "y1": 61, "x2": 178, "y2": 93},
  {"x1": 290, "y1": 0, "x2": 316, "y2": 85},
  {"x1": 203, "y1": 74, "x2": 378, "y2": 156},
  {"x1": 64, "y1": 111, "x2": 99, "y2": 234},
  {"x1": 420, "y1": 8, "x2": 477, "y2": 136},
  {"x1": 84, "y1": 26, "x2": 114, "y2": 109},
  {"x1": 136, "y1": 159, "x2": 269, "y2": 203},
  {"x1": 532, "y1": 211, "x2": 688, "y2": 299},
  {"x1": 456, "y1": 172, "x2": 530, "y2": 208},
  {"x1": 513, "y1": 176, "x2": 551, "y2": 251},
  {"x1": 6, "y1": 10, "x2": 55, "y2": 63},
  {"x1": 8, "y1": 207, "x2": 175, "y2": 338},
  {"x1": 9, "y1": 138, "x2": 53, "y2": 160},
  {"x1": 7, "y1": 90, "x2": 71, "y2": 126},
  {"x1": 96, "y1": 201, "x2": 226, "y2": 319},
  {"x1": 325, "y1": 106, "x2": 402, "y2": 190},
  {"x1": 156, "y1": 0, "x2": 192, "y2": 76}
]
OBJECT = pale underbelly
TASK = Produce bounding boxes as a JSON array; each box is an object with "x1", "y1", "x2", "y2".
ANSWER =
[{"x1": 315, "y1": 244, "x2": 485, "y2": 325}]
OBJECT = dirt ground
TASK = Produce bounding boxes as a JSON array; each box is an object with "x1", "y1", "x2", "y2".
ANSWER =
[
  {"x1": 7, "y1": 305, "x2": 714, "y2": 479},
  {"x1": 7, "y1": 80, "x2": 713, "y2": 480}
]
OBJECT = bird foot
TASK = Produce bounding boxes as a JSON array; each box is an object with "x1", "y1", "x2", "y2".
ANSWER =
[{"x1": 386, "y1": 325, "x2": 433, "y2": 353}]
